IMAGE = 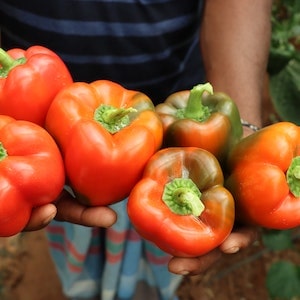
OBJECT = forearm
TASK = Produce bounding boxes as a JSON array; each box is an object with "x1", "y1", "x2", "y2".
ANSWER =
[{"x1": 200, "y1": 0, "x2": 273, "y2": 127}]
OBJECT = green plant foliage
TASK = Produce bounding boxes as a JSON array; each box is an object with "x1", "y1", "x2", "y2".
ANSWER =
[
  {"x1": 268, "y1": 0, "x2": 300, "y2": 124},
  {"x1": 262, "y1": 230, "x2": 293, "y2": 251},
  {"x1": 266, "y1": 261, "x2": 300, "y2": 300},
  {"x1": 269, "y1": 60, "x2": 300, "y2": 125}
]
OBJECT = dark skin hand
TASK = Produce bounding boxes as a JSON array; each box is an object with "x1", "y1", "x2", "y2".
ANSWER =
[
  {"x1": 25, "y1": 190, "x2": 257, "y2": 276},
  {"x1": 25, "y1": 190, "x2": 117, "y2": 231},
  {"x1": 168, "y1": 227, "x2": 258, "y2": 275}
]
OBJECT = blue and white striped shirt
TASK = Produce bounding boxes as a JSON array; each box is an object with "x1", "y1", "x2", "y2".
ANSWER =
[{"x1": 0, "y1": 0, "x2": 205, "y2": 103}]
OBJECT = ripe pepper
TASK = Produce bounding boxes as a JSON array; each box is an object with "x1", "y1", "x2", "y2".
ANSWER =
[
  {"x1": 0, "y1": 115, "x2": 65, "y2": 237},
  {"x1": 45, "y1": 80, "x2": 163, "y2": 206},
  {"x1": 155, "y1": 83, "x2": 243, "y2": 162},
  {"x1": 226, "y1": 122, "x2": 300, "y2": 230},
  {"x1": 0, "y1": 46, "x2": 73, "y2": 126},
  {"x1": 127, "y1": 147, "x2": 235, "y2": 257}
]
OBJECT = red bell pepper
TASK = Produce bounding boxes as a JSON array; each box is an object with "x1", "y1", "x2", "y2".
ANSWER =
[
  {"x1": 0, "y1": 115, "x2": 65, "y2": 237},
  {"x1": 45, "y1": 80, "x2": 163, "y2": 206},
  {"x1": 0, "y1": 45, "x2": 73, "y2": 126},
  {"x1": 127, "y1": 147, "x2": 235, "y2": 257},
  {"x1": 226, "y1": 122, "x2": 300, "y2": 229},
  {"x1": 155, "y1": 83, "x2": 243, "y2": 162}
]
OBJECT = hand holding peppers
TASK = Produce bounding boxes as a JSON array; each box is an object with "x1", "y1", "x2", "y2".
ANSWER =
[
  {"x1": 155, "y1": 83, "x2": 243, "y2": 161},
  {"x1": 226, "y1": 122, "x2": 300, "y2": 229},
  {"x1": 24, "y1": 189, "x2": 118, "y2": 231},
  {"x1": 0, "y1": 115, "x2": 65, "y2": 237},
  {"x1": 0, "y1": 45, "x2": 73, "y2": 126},
  {"x1": 127, "y1": 147, "x2": 235, "y2": 257}
]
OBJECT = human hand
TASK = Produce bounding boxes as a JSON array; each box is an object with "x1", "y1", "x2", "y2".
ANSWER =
[
  {"x1": 24, "y1": 203, "x2": 57, "y2": 232},
  {"x1": 24, "y1": 189, "x2": 117, "y2": 231},
  {"x1": 168, "y1": 226, "x2": 258, "y2": 276},
  {"x1": 54, "y1": 189, "x2": 117, "y2": 227}
]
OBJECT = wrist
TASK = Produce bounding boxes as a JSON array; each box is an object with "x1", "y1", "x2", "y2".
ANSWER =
[{"x1": 241, "y1": 119, "x2": 260, "y2": 137}]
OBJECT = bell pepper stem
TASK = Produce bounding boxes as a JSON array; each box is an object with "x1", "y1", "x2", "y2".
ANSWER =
[
  {"x1": 183, "y1": 83, "x2": 214, "y2": 121},
  {"x1": 0, "y1": 48, "x2": 26, "y2": 78},
  {"x1": 162, "y1": 178, "x2": 204, "y2": 217},
  {"x1": 0, "y1": 142, "x2": 8, "y2": 161},
  {"x1": 94, "y1": 104, "x2": 137, "y2": 134},
  {"x1": 286, "y1": 156, "x2": 300, "y2": 197},
  {"x1": 101, "y1": 106, "x2": 136, "y2": 123}
]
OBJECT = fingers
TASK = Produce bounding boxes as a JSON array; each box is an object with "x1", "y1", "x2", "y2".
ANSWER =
[
  {"x1": 168, "y1": 249, "x2": 222, "y2": 276},
  {"x1": 24, "y1": 204, "x2": 57, "y2": 231},
  {"x1": 168, "y1": 226, "x2": 258, "y2": 276},
  {"x1": 219, "y1": 226, "x2": 258, "y2": 254},
  {"x1": 54, "y1": 191, "x2": 117, "y2": 227},
  {"x1": 24, "y1": 190, "x2": 118, "y2": 232}
]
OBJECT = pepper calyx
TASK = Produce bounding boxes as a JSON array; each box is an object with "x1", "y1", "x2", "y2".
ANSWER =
[
  {"x1": 0, "y1": 142, "x2": 8, "y2": 161},
  {"x1": 286, "y1": 156, "x2": 300, "y2": 197},
  {"x1": 162, "y1": 178, "x2": 204, "y2": 217},
  {"x1": 0, "y1": 48, "x2": 26, "y2": 78},
  {"x1": 176, "y1": 83, "x2": 214, "y2": 122},
  {"x1": 94, "y1": 104, "x2": 137, "y2": 134}
]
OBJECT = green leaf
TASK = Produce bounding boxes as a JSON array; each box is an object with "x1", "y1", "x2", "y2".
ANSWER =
[
  {"x1": 269, "y1": 59, "x2": 300, "y2": 124},
  {"x1": 266, "y1": 261, "x2": 300, "y2": 300},
  {"x1": 268, "y1": 0, "x2": 300, "y2": 74},
  {"x1": 262, "y1": 230, "x2": 293, "y2": 251}
]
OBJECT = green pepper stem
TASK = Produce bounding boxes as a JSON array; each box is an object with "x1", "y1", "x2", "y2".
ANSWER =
[
  {"x1": 0, "y1": 143, "x2": 8, "y2": 161},
  {"x1": 94, "y1": 104, "x2": 137, "y2": 134},
  {"x1": 286, "y1": 156, "x2": 300, "y2": 197},
  {"x1": 162, "y1": 178, "x2": 204, "y2": 217},
  {"x1": 183, "y1": 83, "x2": 213, "y2": 121},
  {"x1": 101, "y1": 106, "x2": 136, "y2": 123},
  {"x1": 0, "y1": 48, "x2": 26, "y2": 78}
]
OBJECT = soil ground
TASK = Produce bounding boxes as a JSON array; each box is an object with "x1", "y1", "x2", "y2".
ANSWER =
[
  {"x1": 1, "y1": 229, "x2": 300, "y2": 300},
  {"x1": 0, "y1": 75, "x2": 295, "y2": 300}
]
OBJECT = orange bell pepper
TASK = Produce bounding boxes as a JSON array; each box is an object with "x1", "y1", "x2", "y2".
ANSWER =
[
  {"x1": 226, "y1": 122, "x2": 300, "y2": 229},
  {"x1": 155, "y1": 83, "x2": 243, "y2": 162},
  {"x1": 45, "y1": 80, "x2": 163, "y2": 206},
  {"x1": 128, "y1": 147, "x2": 235, "y2": 257}
]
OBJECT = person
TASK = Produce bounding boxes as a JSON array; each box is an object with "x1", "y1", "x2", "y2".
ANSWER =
[{"x1": 0, "y1": 1, "x2": 272, "y2": 299}]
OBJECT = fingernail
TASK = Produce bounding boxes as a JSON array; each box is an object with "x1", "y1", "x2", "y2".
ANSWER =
[
  {"x1": 224, "y1": 246, "x2": 240, "y2": 254},
  {"x1": 179, "y1": 270, "x2": 190, "y2": 276},
  {"x1": 43, "y1": 212, "x2": 56, "y2": 225}
]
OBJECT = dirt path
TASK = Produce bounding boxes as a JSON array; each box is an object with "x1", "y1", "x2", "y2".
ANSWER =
[
  {"x1": 0, "y1": 231, "x2": 66, "y2": 300},
  {"x1": 0, "y1": 229, "x2": 283, "y2": 300}
]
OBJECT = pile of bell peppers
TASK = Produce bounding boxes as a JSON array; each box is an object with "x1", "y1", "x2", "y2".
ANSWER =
[{"x1": 1, "y1": 45, "x2": 300, "y2": 255}]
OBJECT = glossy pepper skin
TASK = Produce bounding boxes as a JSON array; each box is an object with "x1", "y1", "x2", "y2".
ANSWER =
[
  {"x1": 0, "y1": 46, "x2": 73, "y2": 126},
  {"x1": 127, "y1": 147, "x2": 235, "y2": 257},
  {"x1": 155, "y1": 83, "x2": 243, "y2": 162},
  {"x1": 226, "y1": 122, "x2": 300, "y2": 230},
  {"x1": 45, "y1": 80, "x2": 163, "y2": 206},
  {"x1": 0, "y1": 115, "x2": 65, "y2": 237}
]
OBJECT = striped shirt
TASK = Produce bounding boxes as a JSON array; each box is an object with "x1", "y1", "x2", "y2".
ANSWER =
[{"x1": 0, "y1": 0, "x2": 205, "y2": 104}]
